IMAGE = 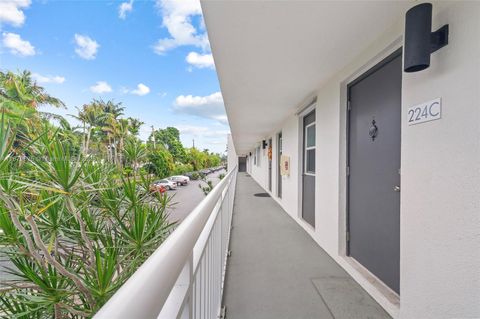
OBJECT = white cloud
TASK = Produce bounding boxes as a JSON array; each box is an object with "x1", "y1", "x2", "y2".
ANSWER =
[
  {"x1": 177, "y1": 125, "x2": 229, "y2": 152},
  {"x1": 119, "y1": 0, "x2": 133, "y2": 19},
  {"x1": 131, "y1": 83, "x2": 150, "y2": 96},
  {"x1": 32, "y1": 73, "x2": 65, "y2": 84},
  {"x1": 121, "y1": 83, "x2": 151, "y2": 96},
  {"x1": 173, "y1": 92, "x2": 228, "y2": 125},
  {"x1": 186, "y1": 51, "x2": 214, "y2": 69},
  {"x1": 2, "y1": 32, "x2": 35, "y2": 56},
  {"x1": 90, "y1": 81, "x2": 112, "y2": 94},
  {"x1": 74, "y1": 34, "x2": 99, "y2": 60},
  {"x1": 177, "y1": 125, "x2": 229, "y2": 138},
  {"x1": 0, "y1": 0, "x2": 31, "y2": 27},
  {"x1": 153, "y1": 0, "x2": 209, "y2": 55}
]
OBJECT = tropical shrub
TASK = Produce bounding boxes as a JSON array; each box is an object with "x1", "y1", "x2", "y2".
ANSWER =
[
  {"x1": 0, "y1": 70, "x2": 225, "y2": 316},
  {"x1": 172, "y1": 163, "x2": 193, "y2": 175},
  {"x1": 190, "y1": 172, "x2": 201, "y2": 181},
  {"x1": 0, "y1": 117, "x2": 174, "y2": 318},
  {"x1": 146, "y1": 149, "x2": 174, "y2": 178},
  {"x1": 198, "y1": 180, "x2": 214, "y2": 196}
]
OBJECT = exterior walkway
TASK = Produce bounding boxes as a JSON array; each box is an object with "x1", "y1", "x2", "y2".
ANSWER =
[{"x1": 223, "y1": 173, "x2": 391, "y2": 319}]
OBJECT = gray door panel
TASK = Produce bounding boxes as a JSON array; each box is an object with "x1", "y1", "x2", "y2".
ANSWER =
[
  {"x1": 268, "y1": 138, "x2": 272, "y2": 191},
  {"x1": 348, "y1": 52, "x2": 401, "y2": 294},
  {"x1": 302, "y1": 111, "x2": 315, "y2": 227},
  {"x1": 277, "y1": 133, "x2": 282, "y2": 198},
  {"x1": 238, "y1": 157, "x2": 246, "y2": 172}
]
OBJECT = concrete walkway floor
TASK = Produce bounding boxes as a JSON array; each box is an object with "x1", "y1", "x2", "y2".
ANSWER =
[{"x1": 223, "y1": 173, "x2": 391, "y2": 319}]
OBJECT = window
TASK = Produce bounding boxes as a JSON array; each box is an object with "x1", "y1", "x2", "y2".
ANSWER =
[
  {"x1": 256, "y1": 147, "x2": 261, "y2": 166},
  {"x1": 305, "y1": 123, "x2": 315, "y2": 174}
]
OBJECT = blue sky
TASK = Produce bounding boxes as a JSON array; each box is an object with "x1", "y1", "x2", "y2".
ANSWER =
[{"x1": 0, "y1": 0, "x2": 229, "y2": 153}]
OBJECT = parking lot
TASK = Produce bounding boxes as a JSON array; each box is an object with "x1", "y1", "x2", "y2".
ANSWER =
[
  {"x1": 0, "y1": 169, "x2": 226, "y2": 284},
  {"x1": 164, "y1": 169, "x2": 227, "y2": 224}
]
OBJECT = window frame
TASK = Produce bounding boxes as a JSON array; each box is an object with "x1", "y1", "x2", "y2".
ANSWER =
[{"x1": 304, "y1": 122, "x2": 316, "y2": 176}]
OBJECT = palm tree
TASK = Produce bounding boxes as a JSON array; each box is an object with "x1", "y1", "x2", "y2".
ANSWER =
[
  {"x1": 0, "y1": 70, "x2": 65, "y2": 127},
  {"x1": 102, "y1": 114, "x2": 119, "y2": 164},
  {"x1": 124, "y1": 138, "x2": 147, "y2": 176},
  {"x1": 101, "y1": 100, "x2": 124, "y2": 120},
  {"x1": 0, "y1": 70, "x2": 65, "y2": 109},
  {"x1": 71, "y1": 103, "x2": 105, "y2": 156},
  {"x1": 117, "y1": 118, "x2": 130, "y2": 166},
  {"x1": 128, "y1": 117, "x2": 144, "y2": 136}
]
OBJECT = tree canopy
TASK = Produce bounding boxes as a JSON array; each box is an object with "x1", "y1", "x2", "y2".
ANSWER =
[{"x1": 0, "y1": 69, "x2": 225, "y2": 318}]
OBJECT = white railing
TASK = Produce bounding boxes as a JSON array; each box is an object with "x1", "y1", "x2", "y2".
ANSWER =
[{"x1": 94, "y1": 168, "x2": 238, "y2": 319}]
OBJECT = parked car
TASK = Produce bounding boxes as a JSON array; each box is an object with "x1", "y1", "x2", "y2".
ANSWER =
[
  {"x1": 149, "y1": 183, "x2": 166, "y2": 194},
  {"x1": 169, "y1": 175, "x2": 190, "y2": 186},
  {"x1": 153, "y1": 179, "x2": 177, "y2": 190}
]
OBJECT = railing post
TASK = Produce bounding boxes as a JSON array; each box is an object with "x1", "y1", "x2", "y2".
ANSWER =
[{"x1": 187, "y1": 253, "x2": 193, "y2": 319}]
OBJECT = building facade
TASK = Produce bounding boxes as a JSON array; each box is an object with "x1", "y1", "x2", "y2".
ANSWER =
[{"x1": 205, "y1": 1, "x2": 480, "y2": 318}]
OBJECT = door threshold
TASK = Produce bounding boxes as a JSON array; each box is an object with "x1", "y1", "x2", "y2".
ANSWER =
[{"x1": 342, "y1": 256, "x2": 400, "y2": 317}]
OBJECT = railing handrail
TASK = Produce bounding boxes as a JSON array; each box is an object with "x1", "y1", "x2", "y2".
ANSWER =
[{"x1": 94, "y1": 168, "x2": 237, "y2": 318}]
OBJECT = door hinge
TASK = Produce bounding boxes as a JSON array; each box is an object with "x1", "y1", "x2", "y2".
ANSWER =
[
  {"x1": 218, "y1": 306, "x2": 226, "y2": 319},
  {"x1": 347, "y1": 100, "x2": 352, "y2": 111},
  {"x1": 346, "y1": 166, "x2": 350, "y2": 176},
  {"x1": 346, "y1": 231, "x2": 350, "y2": 242}
]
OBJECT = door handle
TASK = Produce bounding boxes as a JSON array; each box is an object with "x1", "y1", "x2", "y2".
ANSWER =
[{"x1": 393, "y1": 185, "x2": 400, "y2": 192}]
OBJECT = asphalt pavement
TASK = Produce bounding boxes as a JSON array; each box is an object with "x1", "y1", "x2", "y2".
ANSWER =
[{"x1": 165, "y1": 169, "x2": 226, "y2": 224}]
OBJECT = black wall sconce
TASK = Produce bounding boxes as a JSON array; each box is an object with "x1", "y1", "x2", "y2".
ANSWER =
[
  {"x1": 262, "y1": 140, "x2": 267, "y2": 149},
  {"x1": 404, "y1": 3, "x2": 449, "y2": 73},
  {"x1": 249, "y1": 152, "x2": 252, "y2": 156}
]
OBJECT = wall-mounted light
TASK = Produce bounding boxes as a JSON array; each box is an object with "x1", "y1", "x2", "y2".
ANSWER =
[
  {"x1": 249, "y1": 152, "x2": 252, "y2": 156},
  {"x1": 262, "y1": 140, "x2": 267, "y2": 149},
  {"x1": 404, "y1": 3, "x2": 449, "y2": 73}
]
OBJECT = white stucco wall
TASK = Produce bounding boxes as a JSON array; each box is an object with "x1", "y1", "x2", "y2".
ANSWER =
[
  {"x1": 245, "y1": 2, "x2": 480, "y2": 319},
  {"x1": 227, "y1": 134, "x2": 237, "y2": 172},
  {"x1": 245, "y1": 117, "x2": 301, "y2": 220},
  {"x1": 400, "y1": 3, "x2": 480, "y2": 318}
]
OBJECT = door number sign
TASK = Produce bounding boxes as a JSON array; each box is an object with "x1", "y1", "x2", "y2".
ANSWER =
[{"x1": 407, "y1": 98, "x2": 441, "y2": 126}]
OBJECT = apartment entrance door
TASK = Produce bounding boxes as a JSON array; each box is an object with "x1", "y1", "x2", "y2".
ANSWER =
[
  {"x1": 347, "y1": 50, "x2": 402, "y2": 294},
  {"x1": 277, "y1": 133, "x2": 282, "y2": 198},
  {"x1": 268, "y1": 138, "x2": 272, "y2": 191},
  {"x1": 238, "y1": 157, "x2": 246, "y2": 172},
  {"x1": 302, "y1": 110, "x2": 315, "y2": 227}
]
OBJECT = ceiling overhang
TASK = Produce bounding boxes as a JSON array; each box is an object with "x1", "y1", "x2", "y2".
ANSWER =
[{"x1": 202, "y1": 1, "x2": 414, "y2": 154}]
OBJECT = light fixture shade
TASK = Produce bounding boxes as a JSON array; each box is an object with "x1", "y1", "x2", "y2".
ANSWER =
[
  {"x1": 404, "y1": 3, "x2": 449, "y2": 73},
  {"x1": 404, "y1": 3, "x2": 432, "y2": 72}
]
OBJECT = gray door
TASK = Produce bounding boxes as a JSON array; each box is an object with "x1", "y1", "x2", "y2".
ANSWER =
[
  {"x1": 238, "y1": 157, "x2": 246, "y2": 172},
  {"x1": 347, "y1": 51, "x2": 401, "y2": 294},
  {"x1": 277, "y1": 133, "x2": 282, "y2": 198},
  {"x1": 302, "y1": 110, "x2": 315, "y2": 227},
  {"x1": 268, "y1": 138, "x2": 272, "y2": 191}
]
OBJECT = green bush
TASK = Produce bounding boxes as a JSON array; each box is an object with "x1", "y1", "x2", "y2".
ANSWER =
[
  {"x1": 190, "y1": 172, "x2": 201, "y2": 180},
  {"x1": 146, "y1": 149, "x2": 174, "y2": 178},
  {"x1": 0, "y1": 120, "x2": 175, "y2": 317},
  {"x1": 173, "y1": 163, "x2": 193, "y2": 175}
]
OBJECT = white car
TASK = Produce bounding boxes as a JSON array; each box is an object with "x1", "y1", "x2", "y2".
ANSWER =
[
  {"x1": 169, "y1": 175, "x2": 190, "y2": 186},
  {"x1": 153, "y1": 179, "x2": 177, "y2": 190}
]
